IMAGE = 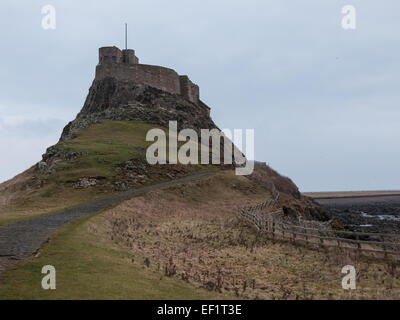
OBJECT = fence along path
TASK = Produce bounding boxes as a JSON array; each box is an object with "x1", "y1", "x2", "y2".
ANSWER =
[{"x1": 238, "y1": 183, "x2": 400, "y2": 260}]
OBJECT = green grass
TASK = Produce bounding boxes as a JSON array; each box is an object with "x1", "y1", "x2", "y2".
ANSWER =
[
  {"x1": 49, "y1": 121, "x2": 156, "y2": 182},
  {"x1": 0, "y1": 120, "x2": 215, "y2": 225},
  {"x1": 0, "y1": 212, "x2": 230, "y2": 300}
]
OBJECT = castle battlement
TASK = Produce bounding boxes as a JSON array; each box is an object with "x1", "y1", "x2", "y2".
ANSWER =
[{"x1": 96, "y1": 46, "x2": 202, "y2": 106}]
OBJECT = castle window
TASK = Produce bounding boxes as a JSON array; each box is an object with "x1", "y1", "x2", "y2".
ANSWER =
[
  {"x1": 103, "y1": 56, "x2": 109, "y2": 62},
  {"x1": 112, "y1": 56, "x2": 117, "y2": 62}
]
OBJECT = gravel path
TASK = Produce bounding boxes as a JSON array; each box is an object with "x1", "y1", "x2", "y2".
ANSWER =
[{"x1": 0, "y1": 172, "x2": 215, "y2": 260}]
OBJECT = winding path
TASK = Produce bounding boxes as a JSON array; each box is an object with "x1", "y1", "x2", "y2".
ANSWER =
[{"x1": 0, "y1": 172, "x2": 216, "y2": 260}]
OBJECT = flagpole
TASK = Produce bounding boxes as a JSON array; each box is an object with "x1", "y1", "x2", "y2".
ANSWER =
[{"x1": 125, "y1": 23, "x2": 128, "y2": 50}]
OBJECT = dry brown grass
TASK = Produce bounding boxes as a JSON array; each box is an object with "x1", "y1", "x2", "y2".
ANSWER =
[
  {"x1": 89, "y1": 171, "x2": 400, "y2": 300},
  {"x1": 0, "y1": 168, "x2": 37, "y2": 208}
]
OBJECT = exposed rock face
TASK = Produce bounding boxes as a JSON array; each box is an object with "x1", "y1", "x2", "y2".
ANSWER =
[
  {"x1": 281, "y1": 202, "x2": 329, "y2": 222},
  {"x1": 36, "y1": 77, "x2": 230, "y2": 176},
  {"x1": 60, "y1": 77, "x2": 217, "y2": 142},
  {"x1": 73, "y1": 178, "x2": 97, "y2": 189},
  {"x1": 36, "y1": 145, "x2": 84, "y2": 174},
  {"x1": 32, "y1": 75, "x2": 234, "y2": 190}
]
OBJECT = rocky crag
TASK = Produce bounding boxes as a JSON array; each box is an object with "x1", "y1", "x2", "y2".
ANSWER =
[
  {"x1": 1, "y1": 47, "x2": 327, "y2": 223},
  {"x1": 61, "y1": 78, "x2": 216, "y2": 142},
  {"x1": 37, "y1": 78, "x2": 221, "y2": 177}
]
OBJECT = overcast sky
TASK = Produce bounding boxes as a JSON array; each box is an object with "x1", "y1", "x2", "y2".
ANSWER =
[{"x1": 0, "y1": 0, "x2": 399, "y2": 191}]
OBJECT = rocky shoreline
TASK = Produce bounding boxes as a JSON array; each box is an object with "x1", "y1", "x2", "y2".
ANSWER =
[{"x1": 315, "y1": 195, "x2": 400, "y2": 234}]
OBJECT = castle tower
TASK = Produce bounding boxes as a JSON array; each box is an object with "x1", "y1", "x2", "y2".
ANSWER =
[
  {"x1": 98, "y1": 46, "x2": 139, "y2": 65},
  {"x1": 99, "y1": 46, "x2": 123, "y2": 64},
  {"x1": 122, "y1": 49, "x2": 139, "y2": 64}
]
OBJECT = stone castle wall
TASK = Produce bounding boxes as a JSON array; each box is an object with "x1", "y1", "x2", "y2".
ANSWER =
[
  {"x1": 96, "y1": 46, "x2": 202, "y2": 105},
  {"x1": 179, "y1": 76, "x2": 199, "y2": 104},
  {"x1": 96, "y1": 63, "x2": 182, "y2": 95}
]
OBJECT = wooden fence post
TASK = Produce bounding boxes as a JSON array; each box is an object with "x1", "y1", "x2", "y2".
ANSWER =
[
  {"x1": 381, "y1": 235, "x2": 388, "y2": 259},
  {"x1": 272, "y1": 219, "x2": 275, "y2": 240},
  {"x1": 305, "y1": 223, "x2": 309, "y2": 245}
]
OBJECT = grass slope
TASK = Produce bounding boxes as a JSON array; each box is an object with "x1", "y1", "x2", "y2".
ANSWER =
[
  {"x1": 0, "y1": 214, "x2": 227, "y2": 299},
  {"x1": 0, "y1": 120, "x2": 214, "y2": 225},
  {"x1": 1, "y1": 171, "x2": 398, "y2": 299}
]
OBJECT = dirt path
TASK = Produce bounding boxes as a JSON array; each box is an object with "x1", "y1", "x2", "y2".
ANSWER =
[{"x1": 0, "y1": 172, "x2": 216, "y2": 262}]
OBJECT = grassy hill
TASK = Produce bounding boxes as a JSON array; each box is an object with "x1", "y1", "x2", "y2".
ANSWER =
[
  {"x1": 1, "y1": 171, "x2": 399, "y2": 299},
  {"x1": 1, "y1": 80, "x2": 397, "y2": 299},
  {"x1": 0, "y1": 120, "x2": 215, "y2": 225}
]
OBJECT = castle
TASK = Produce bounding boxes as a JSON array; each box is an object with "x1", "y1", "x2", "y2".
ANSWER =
[{"x1": 96, "y1": 46, "x2": 207, "y2": 109}]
